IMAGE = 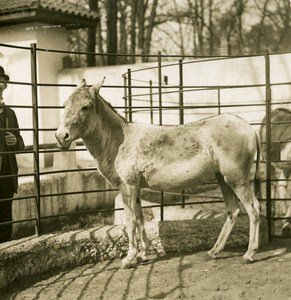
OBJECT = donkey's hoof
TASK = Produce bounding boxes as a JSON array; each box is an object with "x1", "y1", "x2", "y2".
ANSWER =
[
  {"x1": 120, "y1": 261, "x2": 133, "y2": 269},
  {"x1": 121, "y1": 258, "x2": 135, "y2": 269},
  {"x1": 241, "y1": 257, "x2": 254, "y2": 264},
  {"x1": 137, "y1": 255, "x2": 148, "y2": 264},
  {"x1": 282, "y1": 226, "x2": 291, "y2": 237},
  {"x1": 205, "y1": 251, "x2": 217, "y2": 261}
]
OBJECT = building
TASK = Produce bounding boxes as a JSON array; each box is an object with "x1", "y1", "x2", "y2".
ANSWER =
[{"x1": 0, "y1": 0, "x2": 98, "y2": 168}]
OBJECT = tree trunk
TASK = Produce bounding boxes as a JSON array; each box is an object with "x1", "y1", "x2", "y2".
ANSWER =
[
  {"x1": 87, "y1": 0, "x2": 98, "y2": 66},
  {"x1": 173, "y1": 0, "x2": 185, "y2": 56},
  {"x1": 137, "y1": 0, "x2": 145, "y2": 62},
  {"x1": 96, "y1": 0, "x2": 106, "y2": 65},
  {"x1": 207, "y1": 0, "x2": 214, "y2": 55},
  {"x1": 130, "y1": 0, "x2": 137, "y2": 63},
  {"x1": 119, "y1": 0, "x2": 128, "y2": 64},
  {"x1": 106, "y1": 0, "x2": 118, "y2": 65},
  {"x1": 144, "y1": 0, "x2": 158, "y2": 61},
  {"x1": 274, "y1": 0, "x2": 290, "y2": 52}
]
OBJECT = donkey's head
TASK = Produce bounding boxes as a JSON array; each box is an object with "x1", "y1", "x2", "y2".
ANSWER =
[{"x1": 55, "y1": 78, "x2": 104, "y2": 150}]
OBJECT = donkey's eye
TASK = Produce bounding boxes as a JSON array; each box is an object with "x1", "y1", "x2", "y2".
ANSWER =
[{"x1": 82, "y1": 105, "x2": 90, "y2": 111}]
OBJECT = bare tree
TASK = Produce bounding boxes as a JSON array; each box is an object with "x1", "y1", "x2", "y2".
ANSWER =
[
  {"x1": 207, "y1": 0, "x2": 215, "y2": 55},
  {"x1": 67, "y1": 0, "x2": 291, "y2": 67},
  {"x1": 118, "y1": 0, "x2": 128, "y2": 64},
  {"x1": 143, "y1": 0, "x2": 158, "y2": 61},
  {"x1": 129, "y1": 0, "x2": 159, "y2": 62},
  {"x1": 129, "y1": 0, "x2": 137, "y2": 63},
  {"x1": 268, "y1": 0, "x2": 291, "y2": 52},
  {"x1": 186, "y1": 0, "x2": 219, "y2": 55},
  {"x1": 87, "y1": 0, "x2": 97, "y2": 66},
  {"x1": 172, "y1": 0, "x2": 185, "y2": 56},
  {"x1": 137, "y1": 0, "x2": 145, "y2": 60},
  {"x1": 106, "y1": 0, "x2": 118, "y2": 65},
  {"x1": 96, "y1": 0, "x2": 106, "y2": 65},
  {"x1": 235, "y1": 0, "x2": 247, "y2": 54},
  {"x1": 253, "y1": 0, "x2": 270, "y2": 53},
  {"x1": 187, "y1": 0, "x2": 206, "y2": 55}
]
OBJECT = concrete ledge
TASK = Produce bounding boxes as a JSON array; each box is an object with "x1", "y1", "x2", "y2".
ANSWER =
[
  {"x1": 0, "y1": 226, "x2": 129, "y2": 290},
  {"x1": 0, "y1": 215, "x2": 268, "y2": 290}
]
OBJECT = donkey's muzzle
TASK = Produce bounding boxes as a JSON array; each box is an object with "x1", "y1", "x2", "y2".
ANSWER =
[{"x1": 55, "y1": 127, "x2": 71, "y2": 150}]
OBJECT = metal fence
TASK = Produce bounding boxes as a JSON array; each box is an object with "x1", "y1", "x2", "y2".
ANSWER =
[
  {"x1": 1, "y1": 42, "x2": 291, "y2": 241},
  {"x1": 122, "y1": 51, "x2": 291, "y2": 239}
]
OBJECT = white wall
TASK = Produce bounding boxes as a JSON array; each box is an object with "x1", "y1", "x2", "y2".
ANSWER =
[
  {"x1": 0, "y1": 23, "x2": 68, "y2": 168},
  {"x1": 57, "y1": 53, "x2": 291, "y2": 132}
]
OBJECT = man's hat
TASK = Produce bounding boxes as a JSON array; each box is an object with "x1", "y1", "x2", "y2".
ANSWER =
[{"x1": 0, "y1": 66, "x2": 10, "y2": 81}]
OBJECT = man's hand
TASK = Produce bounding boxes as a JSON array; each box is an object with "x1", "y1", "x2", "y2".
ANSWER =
[{"x1": 4, "y1": 132, "x2": 17, "y2": 146}]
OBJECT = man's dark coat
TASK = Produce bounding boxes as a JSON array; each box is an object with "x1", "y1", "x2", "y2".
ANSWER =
[{"x1": 0, "y1": 106, "x2": 25, "y2": 192}]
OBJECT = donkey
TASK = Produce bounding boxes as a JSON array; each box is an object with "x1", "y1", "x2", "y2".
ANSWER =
[
  {"x1": 56, "y1": 79, "x2": 261, "y2": 268},
  {"x1": 260, "y1": 108, "x2": 291, "y2": 236}
]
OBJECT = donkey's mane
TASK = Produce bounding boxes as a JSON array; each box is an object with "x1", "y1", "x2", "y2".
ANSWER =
[{"x1": 97, "y1": 94, "x2": 128, "y2": 123}]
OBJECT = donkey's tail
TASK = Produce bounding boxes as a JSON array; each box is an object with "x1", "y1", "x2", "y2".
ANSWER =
[{"x1": 254, "y1": 131, "x2": 262, "y2": 200}]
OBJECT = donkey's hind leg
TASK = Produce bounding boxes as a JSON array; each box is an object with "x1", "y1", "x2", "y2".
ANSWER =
[
  {"x1": 207, "y1": 173, "x2": 241, "y2": 259},
  {"x1": 283, "y1": 204, "x2": 291, "y2": 236},
  {"x1": 232, "y1": 184, "x2": 260, "y2": 263},
  {"x1": 278, "y1": 170, "x2": 291, "y2": 236}
]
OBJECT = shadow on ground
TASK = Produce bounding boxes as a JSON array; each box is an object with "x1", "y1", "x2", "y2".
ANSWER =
[{"x1": 2, "y1": 238, "x2": 291, "y2": 300}]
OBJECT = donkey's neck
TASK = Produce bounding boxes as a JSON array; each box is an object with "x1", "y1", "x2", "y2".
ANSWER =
[{"x1": 82, "y1": 98, "x2": 126, "y2": 186}]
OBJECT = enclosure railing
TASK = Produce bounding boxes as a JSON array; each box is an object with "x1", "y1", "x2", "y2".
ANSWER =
[
  {"x1": 122, "y1": 50, "x2": 291, "y2": 238},
  {"x1": 1, "y1": 42, "x2": 291, "y2": 241}
]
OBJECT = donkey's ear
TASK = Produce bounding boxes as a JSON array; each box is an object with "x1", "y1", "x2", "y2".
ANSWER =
[
  {"x1": 90, "y1": 77, "x2": 105, "y2": 97},
  {"x1": 77, "y1": 79, "x2": 86, "y2": 88}
]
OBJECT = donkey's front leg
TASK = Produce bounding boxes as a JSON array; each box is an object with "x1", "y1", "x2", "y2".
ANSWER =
[
  {"x1": 120, "y1": 184, "x2": 148, "y2": 268},
  {"x1": 135, "y1": 198, "x2": 150, "y2": 263}
]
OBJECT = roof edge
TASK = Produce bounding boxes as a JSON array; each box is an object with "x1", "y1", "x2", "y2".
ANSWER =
[{"x1": 0, "y1": 9, "x2": 98, "y2": 29}]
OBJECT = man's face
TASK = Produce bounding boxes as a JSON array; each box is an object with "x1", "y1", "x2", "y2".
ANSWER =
[{"x1": 0, "y1": 76, "x2": 7, "y2": 92}]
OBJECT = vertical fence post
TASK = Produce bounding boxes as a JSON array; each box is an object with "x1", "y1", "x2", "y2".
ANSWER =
[
  {"x1": 123, "y1": 75, "x2": 128, "y2": 121},
  {"x1": 217, "y1": 88, "x2": 221, "y2": 114},
  {"x1": 181, "y1": 190, "x2": 185, "y2": 208},
  {"x1": 157, "y1": 51, "x2": 164, "y2": 220},
  {"x1": 30, "y1": 43, "x2": 41, "y2": 236},
  {"x1": 158, "y1": 51, "x2": 163, "y2": 126},
  {"x1": 127, "y1": 69, "x2": 133, "y2": 122},
  {"x1": 149, "y1": 80, "x2": 153, "y2": 124},
  {"x1": 160, "y1": 190, "x2": 164, "y2": 221},
  {"x1": 179, "y1": 60, "x2": 185, "y2": 208},
  {"x1": 265, "y1": 50, "x2": 272, "y2": 241},
  {"x1": 179, "y1": 59, "x2": 184, "y2": 125}
]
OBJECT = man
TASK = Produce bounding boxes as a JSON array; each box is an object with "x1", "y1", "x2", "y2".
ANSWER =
[{"x1": 0, "y1": 66, "x2": 25, "y2": 243}]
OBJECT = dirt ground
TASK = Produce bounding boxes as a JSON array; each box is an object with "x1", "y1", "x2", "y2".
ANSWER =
[{"x1": 1, "y1": 238, "x2": 291, "y2": 300}]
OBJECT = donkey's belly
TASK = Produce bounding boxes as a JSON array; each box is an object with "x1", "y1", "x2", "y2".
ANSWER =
[{"x1": 144, "y1": 159, "x2": 216, "y2": 190}]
